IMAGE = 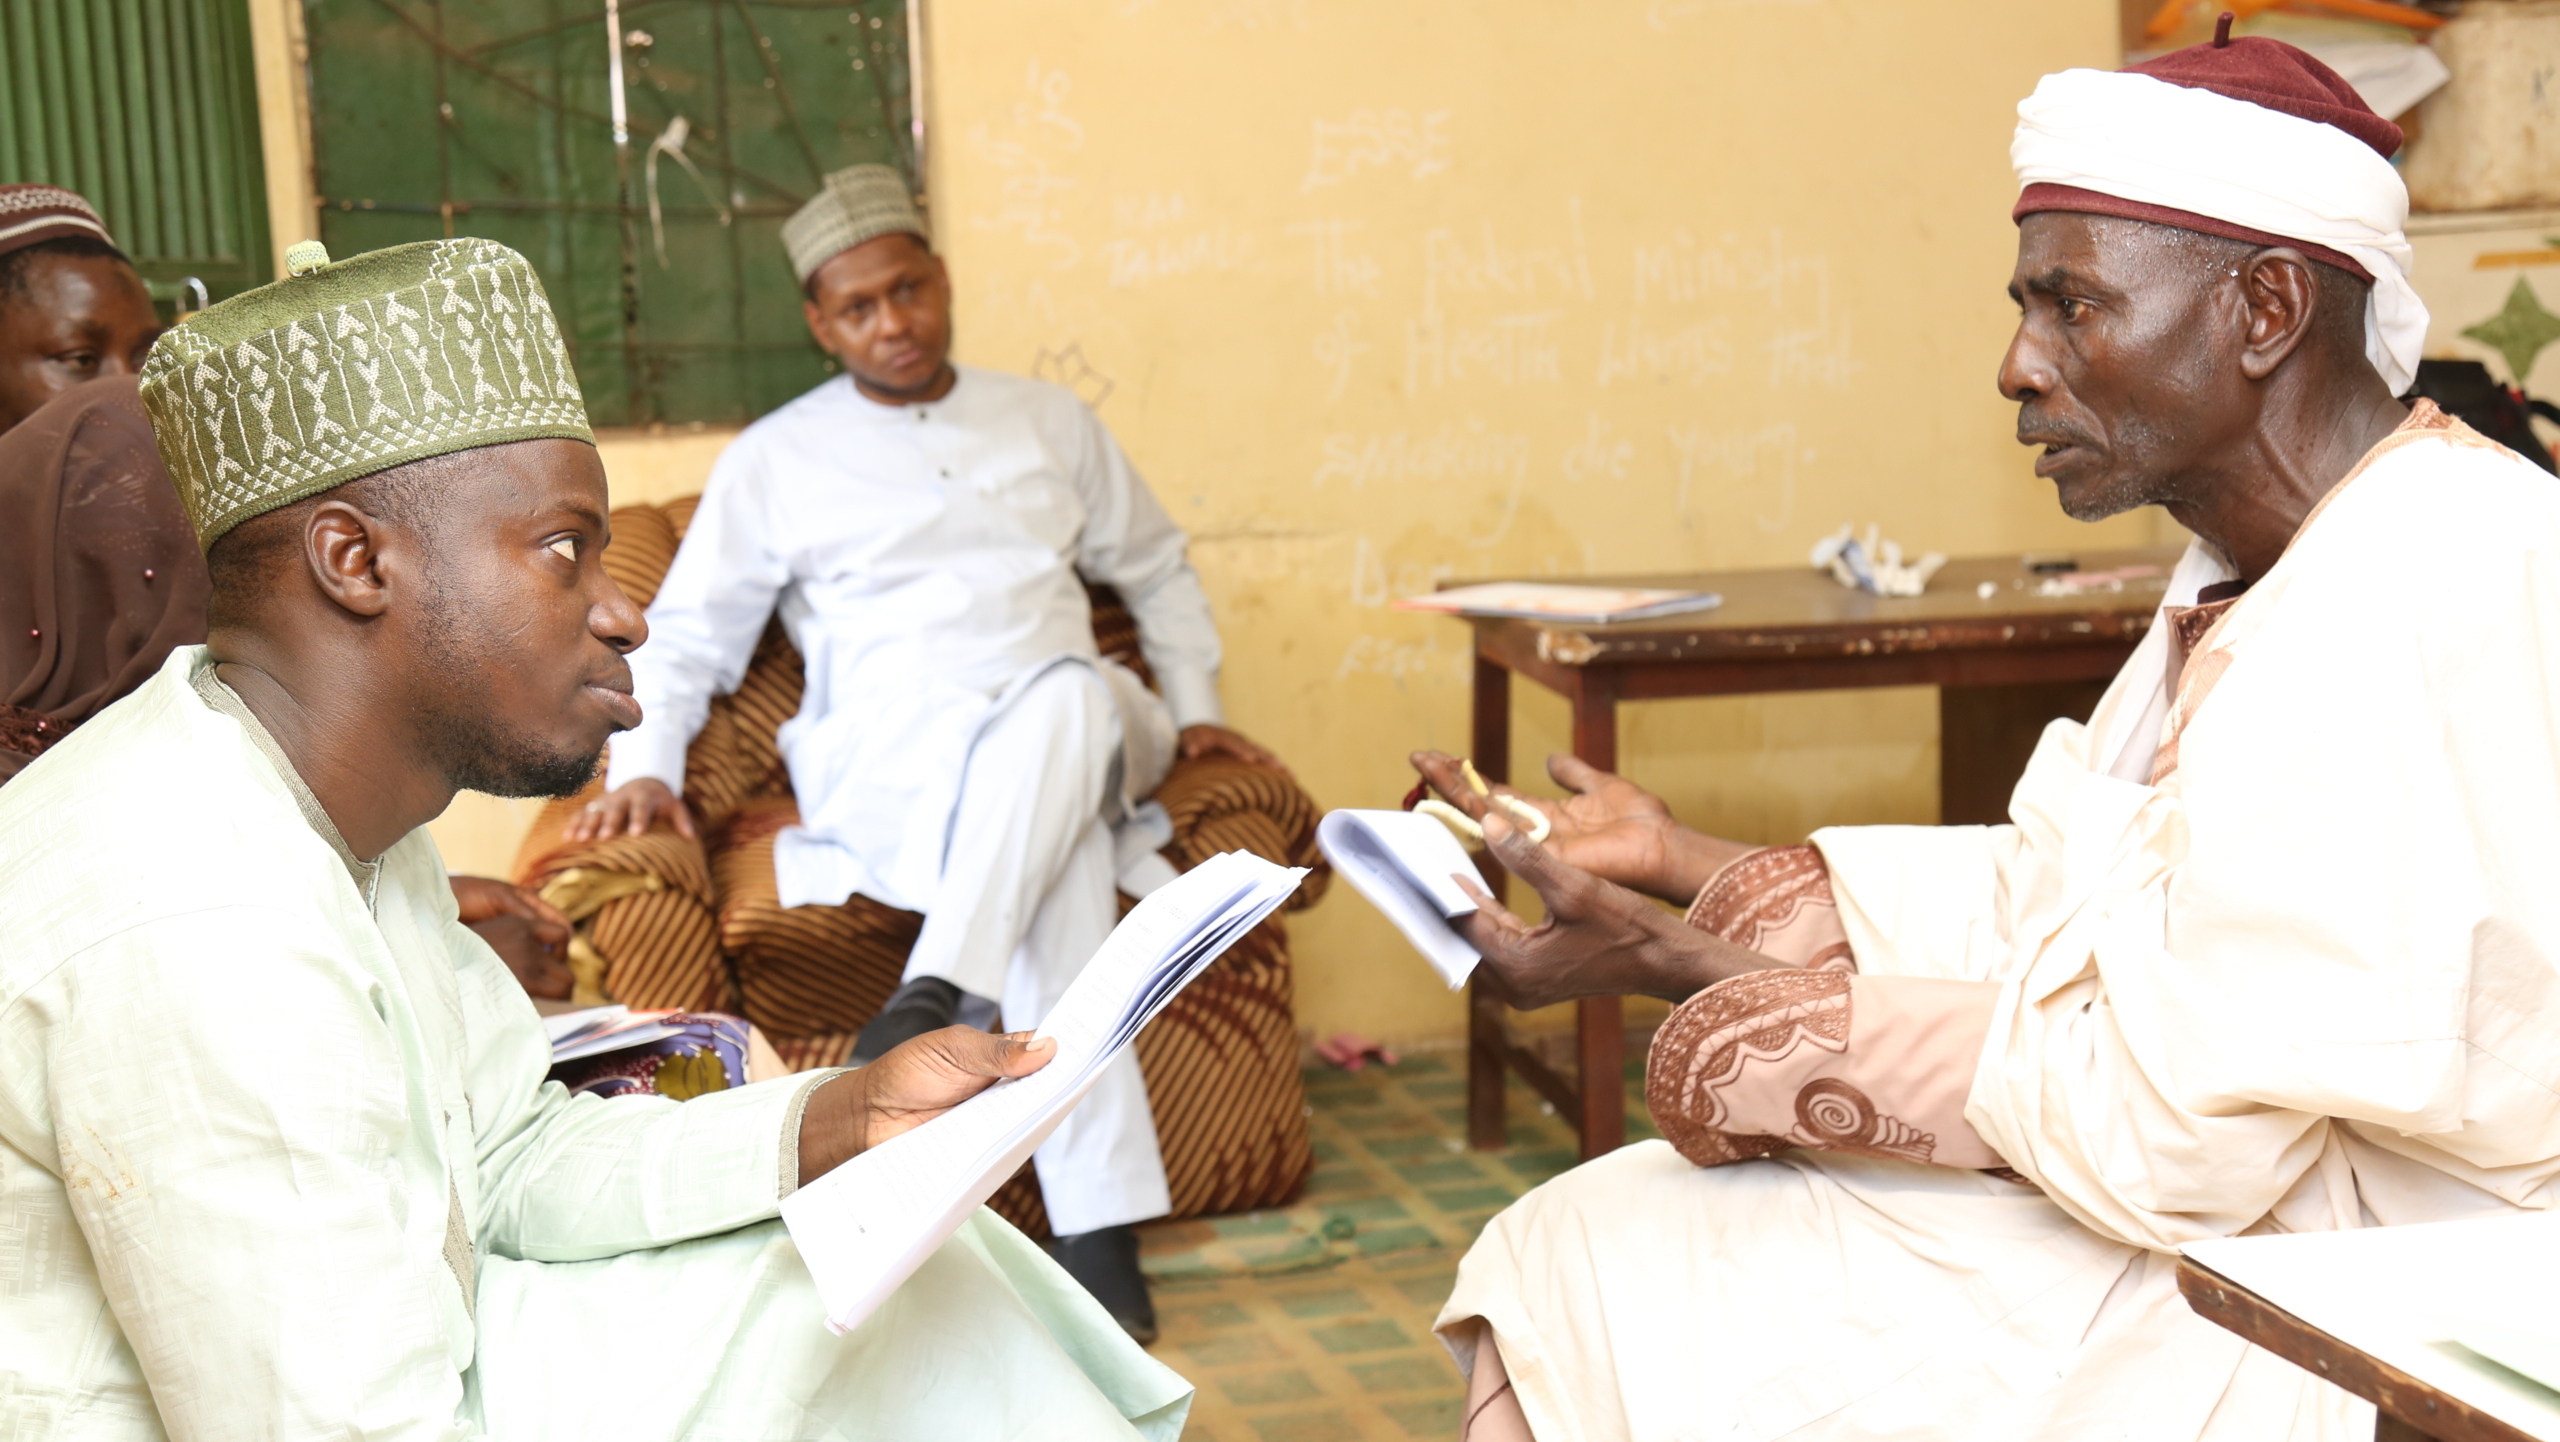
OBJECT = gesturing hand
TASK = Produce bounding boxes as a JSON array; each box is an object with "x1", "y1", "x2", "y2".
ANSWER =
[
  {"x1": 1412, "y1": 750, "x2": 1708, "y2": 903},
  {"x1": 795, "y1": 1027, "x2": 1058, "y2": 1184},
  {"x1": 1457, "y1": 812, "x2": 1779, "y2": 1009},
  {"x1": 449, "y1": 875, "x2": 575, "y2": 999},
  {"x1": 563, "y1": 777, "x2": 697, "y2": 843}
]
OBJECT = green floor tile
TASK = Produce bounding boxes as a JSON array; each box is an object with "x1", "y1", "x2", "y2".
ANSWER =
[
  {"x1": 1503, "y1": 1147, "x2": 1578, "y2": 1179},
  {"x1": 1324, "y1": 1195, "x2": 1413, "y2": 1223},
  {"x1": 1390, "y1": 1158, "x2": 1482, "y2": 1186},
  {"x1": 1274, "y1": 1286, "x2": 1366, "y2": 1319},
  {"x1": 1218, "y1": 1369, "x2": 1323, "y2": 1405},
  {"x1": 1400, "y1": 1078, "x2": 1467, "y2": 1100},
  {"x1": 1423, "y1": 1184, "x2": 1512, "y2": 1212},
  {"x1": 1248, "y1": 1410, "x2": 1363, "y2": 1442},
  {"x1": 1348, "y1": 1356, "x2": 1457, "y2": 1394},
  {"x1": 1384, "y1": 1396, "x2": 1464, "y2": 1438},
  {"x1": 1353, "y1": 1224, "x2": 1440, "y2": 1257},
  {"x1": 1210, "y1": 1211, "x2": 1298, "y2": 1238},
  {"x1": 1165, "y1": 1300, "x2": 1253, "y2": 1328},
  {"x1": 1186, "y1": 1332, "x2": 1288, "y2": 1366},
  {"x1": 1302, "y1": 1165, "x2": 1379, "y2": 1196},
  {"x1": 1355, "y1": 1134, "x2": 1447, "y2": 1158},
  {"x1": 1393, "y1": 1275, "x2": 1455, "y2": 1309},
  {"x1": 1309, "y1": 1318, "x2": 1411, "y2": 1353}
]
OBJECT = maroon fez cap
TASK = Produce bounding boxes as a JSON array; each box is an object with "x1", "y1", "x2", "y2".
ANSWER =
[
  {"x1": 0, "y1": 184, "x2": 119, "y2": 261},
  {"x1": 2014, "y1": 12, "x2": 2399, "y2": 283}
]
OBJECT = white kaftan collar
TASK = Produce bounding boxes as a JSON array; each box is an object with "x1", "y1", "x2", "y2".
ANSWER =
[{"x1": 186, "y1": 650, "x2": 380, "y2": 903}]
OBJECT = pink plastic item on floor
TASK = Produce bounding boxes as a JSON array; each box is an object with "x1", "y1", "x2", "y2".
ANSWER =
[{"x1": 1314, "y1": 1031, "x2": 1400, "y2": 1071}]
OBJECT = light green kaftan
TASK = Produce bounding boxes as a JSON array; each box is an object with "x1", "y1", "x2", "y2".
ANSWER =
[{"x1": 0, "y1": 646, "x2": 1191, "y2": 1441}]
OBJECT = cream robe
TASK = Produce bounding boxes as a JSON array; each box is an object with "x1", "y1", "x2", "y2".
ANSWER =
[
  {"x1": 0, "y1": 647, "x2": 1190, "y2": 1441},
  {"x1": 1441, "y1": 418, "x2": 2560, "y2": 1441}
]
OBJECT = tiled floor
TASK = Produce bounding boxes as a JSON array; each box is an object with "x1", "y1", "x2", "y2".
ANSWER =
[{"x1": 1137, "y1": 1050, "x2": 1658, "y2": 1442}]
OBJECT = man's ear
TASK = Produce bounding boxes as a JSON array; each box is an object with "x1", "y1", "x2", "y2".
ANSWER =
[
  {"x1": 302, "y1": 497, "x2": 395, "y2": 618},
  {"x1": 2237, "y1": 248, "x2": 2322, "y2": 383}
]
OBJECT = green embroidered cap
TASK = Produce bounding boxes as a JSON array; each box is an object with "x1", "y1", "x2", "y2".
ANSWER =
[
  {"x1": 781, "y1": 164, "x2": 928, "y2": 283},
  {"x1": 139, "y1": 237, "x2": 595, "y2": 551}
]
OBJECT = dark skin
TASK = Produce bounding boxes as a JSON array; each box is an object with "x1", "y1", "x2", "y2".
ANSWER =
[
  {"x1": 449, "y1": 875, "x2": 575, "y2": 999},
  {"x1": 213, "y1": 437, "x2": 1053, "y2": 1177},
  {"x1": 567, "y1": 231, "x2": 1282, "y2": 844},
  {"x1": 0, "y1": 251, "x2": 163, "y2": 434},
  {"x1": 1412, "y1": 212, "x2": 2409, "y2": 1010}
]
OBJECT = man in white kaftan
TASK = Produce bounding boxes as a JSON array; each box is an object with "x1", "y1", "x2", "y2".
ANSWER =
[
  {"x1": 0, "y1": 235, "x2": 1188, "y2": 1439},
  {"x1": 577, "y1": 167, "x2": 1280, "y2": 1333},
  {"x1": 0, "y1": 650, "x2": 1187, "y2": 1441},
  {"x1": 1408, "y1": 32, "x2": 2560, "y2": 1442}
]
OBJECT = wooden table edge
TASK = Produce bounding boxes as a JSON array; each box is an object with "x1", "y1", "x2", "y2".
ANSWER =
[{"x1": 2177, "y1": 1255, "x2": 2544, "y2": 1442}]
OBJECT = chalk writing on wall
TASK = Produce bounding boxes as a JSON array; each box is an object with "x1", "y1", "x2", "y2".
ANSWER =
[
  {"x1": 1317, "y1": 421, "x2": 1534, "y2": 490},
  {"x1": 1303, "y1": 110, "x2": 1454, "y2": 193},
  {"x1": 965, "y1": 62, "x2": 1086, "y2": 269}
]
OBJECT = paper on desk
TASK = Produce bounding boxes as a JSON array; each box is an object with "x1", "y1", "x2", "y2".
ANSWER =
[
  {"x1": 779, "y1": 850, "x2": 1306, "y2": 1333},
  {"x1": 1316, "y1": 809, "x2": 1482, "y2": 988},
  {"x1": 1393, "y1": 582, "x2": 1722, "y2": 624},
  {"x1": 2184, "y1": 1212, "x2": 2560, "y2": 1436}
]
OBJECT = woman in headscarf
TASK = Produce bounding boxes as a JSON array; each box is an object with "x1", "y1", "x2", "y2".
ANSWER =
[{"x1": 0, "y1": 374, "x2": 203, "y2": 780}]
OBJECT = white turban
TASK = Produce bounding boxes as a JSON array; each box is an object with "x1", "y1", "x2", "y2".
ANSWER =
[{"x1": 2012, "y1": 68, "x2": 2427, "y2": 395}]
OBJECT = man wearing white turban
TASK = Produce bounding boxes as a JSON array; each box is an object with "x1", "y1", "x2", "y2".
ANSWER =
[{"x1": 1412, "y1": 23, "x2": 2560, "y2": 1442}]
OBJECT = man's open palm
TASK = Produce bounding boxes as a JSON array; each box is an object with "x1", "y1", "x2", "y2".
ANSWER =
[{"x1": 1411, "y1": 750, "x2": 1685, "y2": 899}]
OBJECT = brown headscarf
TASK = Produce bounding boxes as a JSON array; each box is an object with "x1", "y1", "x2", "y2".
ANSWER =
[{"x1": 0, "y1": 376, "x2": 209, "y2": 782}]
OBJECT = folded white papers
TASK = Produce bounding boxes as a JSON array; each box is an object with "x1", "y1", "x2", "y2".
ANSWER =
[
  {"x1": 779, "y1": 850, "x2": 1306, "y2": 1333},
  {"x1": 1315, "y1": 809, "x2": 1482, "y2": 988}
]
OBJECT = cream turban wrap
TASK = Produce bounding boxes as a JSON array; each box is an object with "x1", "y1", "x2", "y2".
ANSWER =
[{"x1": 2012, "y1": 67, "x2": 2428, "y2": 395}]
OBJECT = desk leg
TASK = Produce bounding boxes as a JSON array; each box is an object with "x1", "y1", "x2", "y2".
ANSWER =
[
  {"x1": 1572, "y1": 676, "x2": 1626, "y2": 1161},
  {"x1": 1468, "y1": 654, "x2": 1512, "y2": 1151},
  {"x1": 2375, "y1": 1418, "x2": 2442, "y2": 1442}
]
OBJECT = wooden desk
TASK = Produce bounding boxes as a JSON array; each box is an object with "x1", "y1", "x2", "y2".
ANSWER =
[
  {"x1": 1456, "y1": 546, "x2": 2181, "y2": 1159},
  {"x1": 2179, "y1": 1215, "x2": 2560, "y2": 1442},
  {"x1": 2180, "y1": 1258, "x2": 2523, "y2": 1442}
]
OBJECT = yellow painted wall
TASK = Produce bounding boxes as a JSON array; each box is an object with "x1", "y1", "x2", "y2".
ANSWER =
[
  {"x1": 334, "y1": 0, "x2": 2156, "y2": 1048},
  {"x1": 923, "y1": 0, "x2": 2147, "y2": 1046}
]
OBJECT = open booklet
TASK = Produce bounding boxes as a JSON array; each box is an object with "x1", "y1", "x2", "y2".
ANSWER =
[
  {"x1": 780, "y1": 849, "x2": 1307, "y2": 1333},
  {"x1": 1315, "y1": 809, "x2": 1482, "y2": 989},
  {"x1": 542, "y1": 1005, "x2": 693, "y2": 1063}
]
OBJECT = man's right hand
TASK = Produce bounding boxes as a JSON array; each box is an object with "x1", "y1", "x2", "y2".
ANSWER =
[
  {"x1": 1411, "y1": 749, "x2": 1730, "y2": 903},
  {"x1": 562, "y1": 777, "x2": 697, "y2": 843}
]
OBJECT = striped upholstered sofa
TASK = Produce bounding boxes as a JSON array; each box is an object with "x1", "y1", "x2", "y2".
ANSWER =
[{"x1": 510, "y1": 495, "x2": 1328, "y2": 1235}]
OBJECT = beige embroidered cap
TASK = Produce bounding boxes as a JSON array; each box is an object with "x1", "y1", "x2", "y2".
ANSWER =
[
  {"x1": 138, "y1": 236, "x2": 594, "y2": 551},
  {"x1": 780, "y1": 163, "x2": 928, "y2": 283}
]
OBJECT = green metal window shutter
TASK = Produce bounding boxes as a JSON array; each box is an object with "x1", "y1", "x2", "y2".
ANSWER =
[
  {"x1": 305, "y1": 0, "x2": 916, "y2": 429},
  {"x1": 0, "y1": 0, "x2": 274, "y2": 305}
]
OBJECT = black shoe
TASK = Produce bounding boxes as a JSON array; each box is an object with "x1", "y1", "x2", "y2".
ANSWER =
[
  {"x1": 1049, "y1": 1224, "x2": 1157, "y2": 1344},
  {"x1": 850, "y1": 976, "x2": 964, "y2": 1065}
]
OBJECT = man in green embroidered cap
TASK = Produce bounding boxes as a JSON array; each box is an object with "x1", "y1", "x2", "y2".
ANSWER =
[{"x1": 0, "y1": 236, "x2": 1192, "y2": 1440}]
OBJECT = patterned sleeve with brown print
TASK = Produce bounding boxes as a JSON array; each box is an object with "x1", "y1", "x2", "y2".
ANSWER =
[{"x1": 1654, "y1": 847, "x2": 2008, "y2": 1173}]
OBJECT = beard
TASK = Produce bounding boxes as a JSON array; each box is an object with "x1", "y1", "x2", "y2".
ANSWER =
[
  {"x1": 421, "y1": 706, "x2": 603, "y2": 799},
  {"x1": 410, "y1": 582, "x2": 608, "y2": 800}
]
